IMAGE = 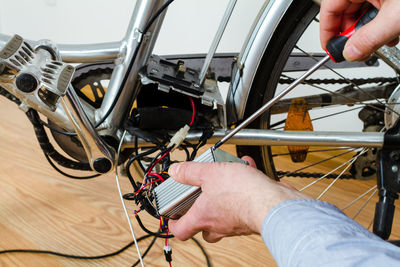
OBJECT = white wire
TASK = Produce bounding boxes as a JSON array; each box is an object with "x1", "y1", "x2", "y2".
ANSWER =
[{"x1": 115, "y1": 130, "x2": 145, "y2": 267}]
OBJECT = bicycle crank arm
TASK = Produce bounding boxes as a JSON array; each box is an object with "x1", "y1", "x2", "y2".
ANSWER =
[{"x1": 61, "y1": 86, "x2": 115, "y2": 174}]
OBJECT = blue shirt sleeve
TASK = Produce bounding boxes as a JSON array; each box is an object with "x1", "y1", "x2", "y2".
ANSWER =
[{"x1": 261, "y1": 199, "x2": 400, "y2": 267}]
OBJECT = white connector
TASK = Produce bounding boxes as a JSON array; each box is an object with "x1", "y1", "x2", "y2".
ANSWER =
[
  {"x1": 167, "y1": 124, "x2": 190, "y2": 151},
  {"x1": 163, "y1": 245, "x2": 172, "y2": 253}
]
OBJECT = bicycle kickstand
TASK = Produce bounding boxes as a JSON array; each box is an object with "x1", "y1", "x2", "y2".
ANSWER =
[{"x1": 374, "y1": 118, "x2": 400, "y2": 240}]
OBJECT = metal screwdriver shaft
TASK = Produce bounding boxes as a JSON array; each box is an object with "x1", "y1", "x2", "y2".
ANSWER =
[{"x1": 214, "y1": 55, "x2": 330, "y2": 149}]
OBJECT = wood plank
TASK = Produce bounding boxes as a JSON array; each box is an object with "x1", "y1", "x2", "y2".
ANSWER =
[{"x1": 0, "y1": 95, "x2": 398, "y2": 266}]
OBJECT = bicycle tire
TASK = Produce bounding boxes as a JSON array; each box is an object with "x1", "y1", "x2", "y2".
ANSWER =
[{"x1": 237, "y1": 0, "x2": 319, "y2": 178}]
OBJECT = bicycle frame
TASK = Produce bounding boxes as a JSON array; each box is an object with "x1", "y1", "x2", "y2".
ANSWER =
[{"x1": 0, "y1": 0, "x2": 393, "y2": 173}]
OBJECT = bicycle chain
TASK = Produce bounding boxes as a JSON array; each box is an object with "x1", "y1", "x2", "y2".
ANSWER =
[
  {"x1": 279, "y1": 77, "x2": 397, "y2": 85},
  {"x1": 277, "y1": 171, "x2": 354, "y2": 179}
]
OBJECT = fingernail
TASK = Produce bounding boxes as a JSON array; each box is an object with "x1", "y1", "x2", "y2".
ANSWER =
[
  {"x1": 169, "y1": 163, "x2": 180, "y2": 176},
  {"x1": 343, "y1": 44, "x2": 363, "y2": 62}
]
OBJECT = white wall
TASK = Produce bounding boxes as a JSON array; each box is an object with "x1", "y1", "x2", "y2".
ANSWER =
[
  {"x1": 0, "y1": 0, "x2": 263, "y2": 54},
  {"x1": 0, "y1": 0, "x2": 396, "y2": 132}
]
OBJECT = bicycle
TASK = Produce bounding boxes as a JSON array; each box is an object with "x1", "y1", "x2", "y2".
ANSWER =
[{"x1": 1, "y1": 0, "x2": 400, "y2": 265}]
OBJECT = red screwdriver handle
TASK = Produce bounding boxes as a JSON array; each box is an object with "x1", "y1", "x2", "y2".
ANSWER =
[{"x1": 326, "y1": 6, "x2": 379, "y2": 63}]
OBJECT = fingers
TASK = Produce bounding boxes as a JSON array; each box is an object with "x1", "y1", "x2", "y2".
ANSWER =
[
  {"x1": 202, "y1": 231, "x2": 224, "y2": 243},
  {"x1": 387, "y1": 37, "x2": 400, "y2": 47},
  {"x1": 241, "y1": 156, "x2": 257, "y2": 168},
  {"x1": 320, "y1": 0, "x2": 364, "y2": 49},
  {"x1": 169, "y1": 207, "x2": 203, "y2": 241},
  {"x1": 344, "y1": 2, "x2": 400, "y2": 61}
]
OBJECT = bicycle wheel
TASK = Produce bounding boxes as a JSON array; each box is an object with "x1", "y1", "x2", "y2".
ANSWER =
[{"x1": 237, "y1": 0, "x2": 400, "y2": 238}]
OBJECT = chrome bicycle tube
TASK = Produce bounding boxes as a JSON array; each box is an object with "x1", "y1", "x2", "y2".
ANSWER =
[
  {"x1": 0, "y1": 34, "x2": 120, "y2": 63},
  {"x1": 123, "y1": 129, "x2": 384, "y2": 148},
  {"x1": 96, "y1": 0, "x2": 168, "y2": 136}
]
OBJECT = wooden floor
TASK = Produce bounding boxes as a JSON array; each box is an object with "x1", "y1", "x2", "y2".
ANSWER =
[{"x1": 0, "y1": 96, "x2": 399, "y2": 266}]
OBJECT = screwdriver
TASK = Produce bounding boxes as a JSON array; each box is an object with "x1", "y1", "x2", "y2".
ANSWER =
[{"x1": 214, "y1": 6, "x2": 379, "y2": 149}]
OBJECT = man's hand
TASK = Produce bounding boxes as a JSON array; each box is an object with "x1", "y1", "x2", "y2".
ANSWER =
[
  {"x1": 168, "y1": 157, "x2": 310, "y2": 243},
  {"x1": 320, "y1": 0, "x2": 400, "y2": 61}
]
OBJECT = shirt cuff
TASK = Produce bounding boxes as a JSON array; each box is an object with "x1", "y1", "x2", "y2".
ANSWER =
[{"x1": 260, "y1": 198, "x2": 383, "y2": 267}]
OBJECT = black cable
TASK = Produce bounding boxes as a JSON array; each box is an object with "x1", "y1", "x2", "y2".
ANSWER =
[
  {"x1": 134, "y1": 136, "x2": 146, "y2": 172},
  {"x1": 191, "y1": 237, "x2": 212, "y2": 267},
  {"x1": 135, "y1": 214, "x2": 174, "y2": 239},
  {"x1": 0, "y1": 87, "x2": 20, "y2": 105},
  {"x1": 45, "y1": 154, "x2": 100, "y2": 180},
  {"x1": 95, "y1": 0, "x2": 174, "y2": 128},
  {"x1": 126, "y1": 146, "x2": 160, "y2": 191},
  {"x1": 0, "y1": 234, "x2": 152, "y2": 260},
  {"x1": 131, "y1": 235, "x2": 157, "y2": 267},
  {"x1": 142, "y1": 0, "x2": 174, "y2": 34},
  {"x1": 144, "y1": 148, "x2": 171, "y2": 174},
  {"x1": 26, "y1": 109, "x2": 92, "y2": 171},
  {"x1": 40, "y1": 119, "x2": 77, "y2": 137}
]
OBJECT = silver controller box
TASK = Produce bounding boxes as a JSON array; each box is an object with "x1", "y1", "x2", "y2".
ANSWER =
[{"x1": 153, "y1": 148, "x2": 247, "y2": 219}]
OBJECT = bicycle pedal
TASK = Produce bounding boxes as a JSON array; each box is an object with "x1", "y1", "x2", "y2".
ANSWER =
[
  {"x1": 0, "y1": 34, "x2": 75, "y2": 110},
  {"x1": 153, "y1": 148, "x2": 247, "y2": 219}
]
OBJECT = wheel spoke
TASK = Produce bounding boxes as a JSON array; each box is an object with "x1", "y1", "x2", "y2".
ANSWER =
[
  {"x1": 341, "y1": 185, "x2": 377, "y2": 211},
  {"x1": 272, "y1": 147, "x2": 351, "y2": 157},
  {"x1": 280, "y1": 73, "x2": 388, "y2": 114},
  {"x1": 352, "y1": 188, "x2": 378, "y2": 219},
  {"x1": 272, "y1": 106, "x2": 364, "y2": 130},
  {"x1": 294, "y1": 45, "x2": 400, "y2": 116},
  {"x1": 368, "y1": 218, "x2": 374, "y2": 230},
  {"x1": 316, "y1": 154, "x2": 360, "y2": 199},
  {"x1": 299, "y1": 149, "x2": 366, "y2": 192}
]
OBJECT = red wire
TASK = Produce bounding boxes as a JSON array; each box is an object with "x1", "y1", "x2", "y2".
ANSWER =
[
  {"x1": 188, "y1": 96, "x2": 195, "y2": 126},
  {"x1": 165, "y1": 230, "x2": 169, "y2": 246},
  {"x1": 147, "y1": 172, "x2": 165, "y2": 182},
  {"x1": 146, "y1": 148, "x2": 172, "y2": 175},
  {"x1": 134, "y1": 178, "x2": 163, "y2": 195},
  {"x1": 169, "y1": 262, "x2": 172, "y2": 267}
]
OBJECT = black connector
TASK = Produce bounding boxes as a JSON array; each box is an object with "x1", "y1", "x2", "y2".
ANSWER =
[{"x1": 163, "y1": 245, "x2": 172, "y2": 262}]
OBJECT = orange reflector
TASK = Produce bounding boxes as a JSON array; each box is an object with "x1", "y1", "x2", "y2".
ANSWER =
[{"x1": 284, "y1": 98, "x2": 313, "y2": 163}]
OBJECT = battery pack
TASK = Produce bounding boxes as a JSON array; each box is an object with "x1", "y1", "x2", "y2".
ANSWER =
[{"x1": 153, "y1": 148, "x2": 246, "y2": 219}]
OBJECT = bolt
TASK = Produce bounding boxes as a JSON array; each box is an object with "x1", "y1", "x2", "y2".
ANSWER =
[
  {"x1": 93, "y1": 158, "x2": 112, "y2": 173},
  {"x1": 392, "y1": 165, "x2": 398, "y2": 173},
  {"x1": 390, "y1": 151, "x2": 400, "y2": 161}
]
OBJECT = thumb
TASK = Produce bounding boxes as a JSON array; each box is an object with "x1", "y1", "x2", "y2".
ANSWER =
[
  {"x1": 168, "y1": 162, "x2": 208, "y2": 187},
  {"x1": 344, "y1": 5, "x2": 400, "y2": 61},
  {"x1": 241, "y1": 156, "x2": 257, "y2": 169}
]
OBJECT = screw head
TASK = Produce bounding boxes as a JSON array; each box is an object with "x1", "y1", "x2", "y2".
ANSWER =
[
  {"x1": 392, "y1": 165, "x2": 398, "y2": 173},
  {"x1": 16, "y1": 73, "x2": 38, "y2": 93}
]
